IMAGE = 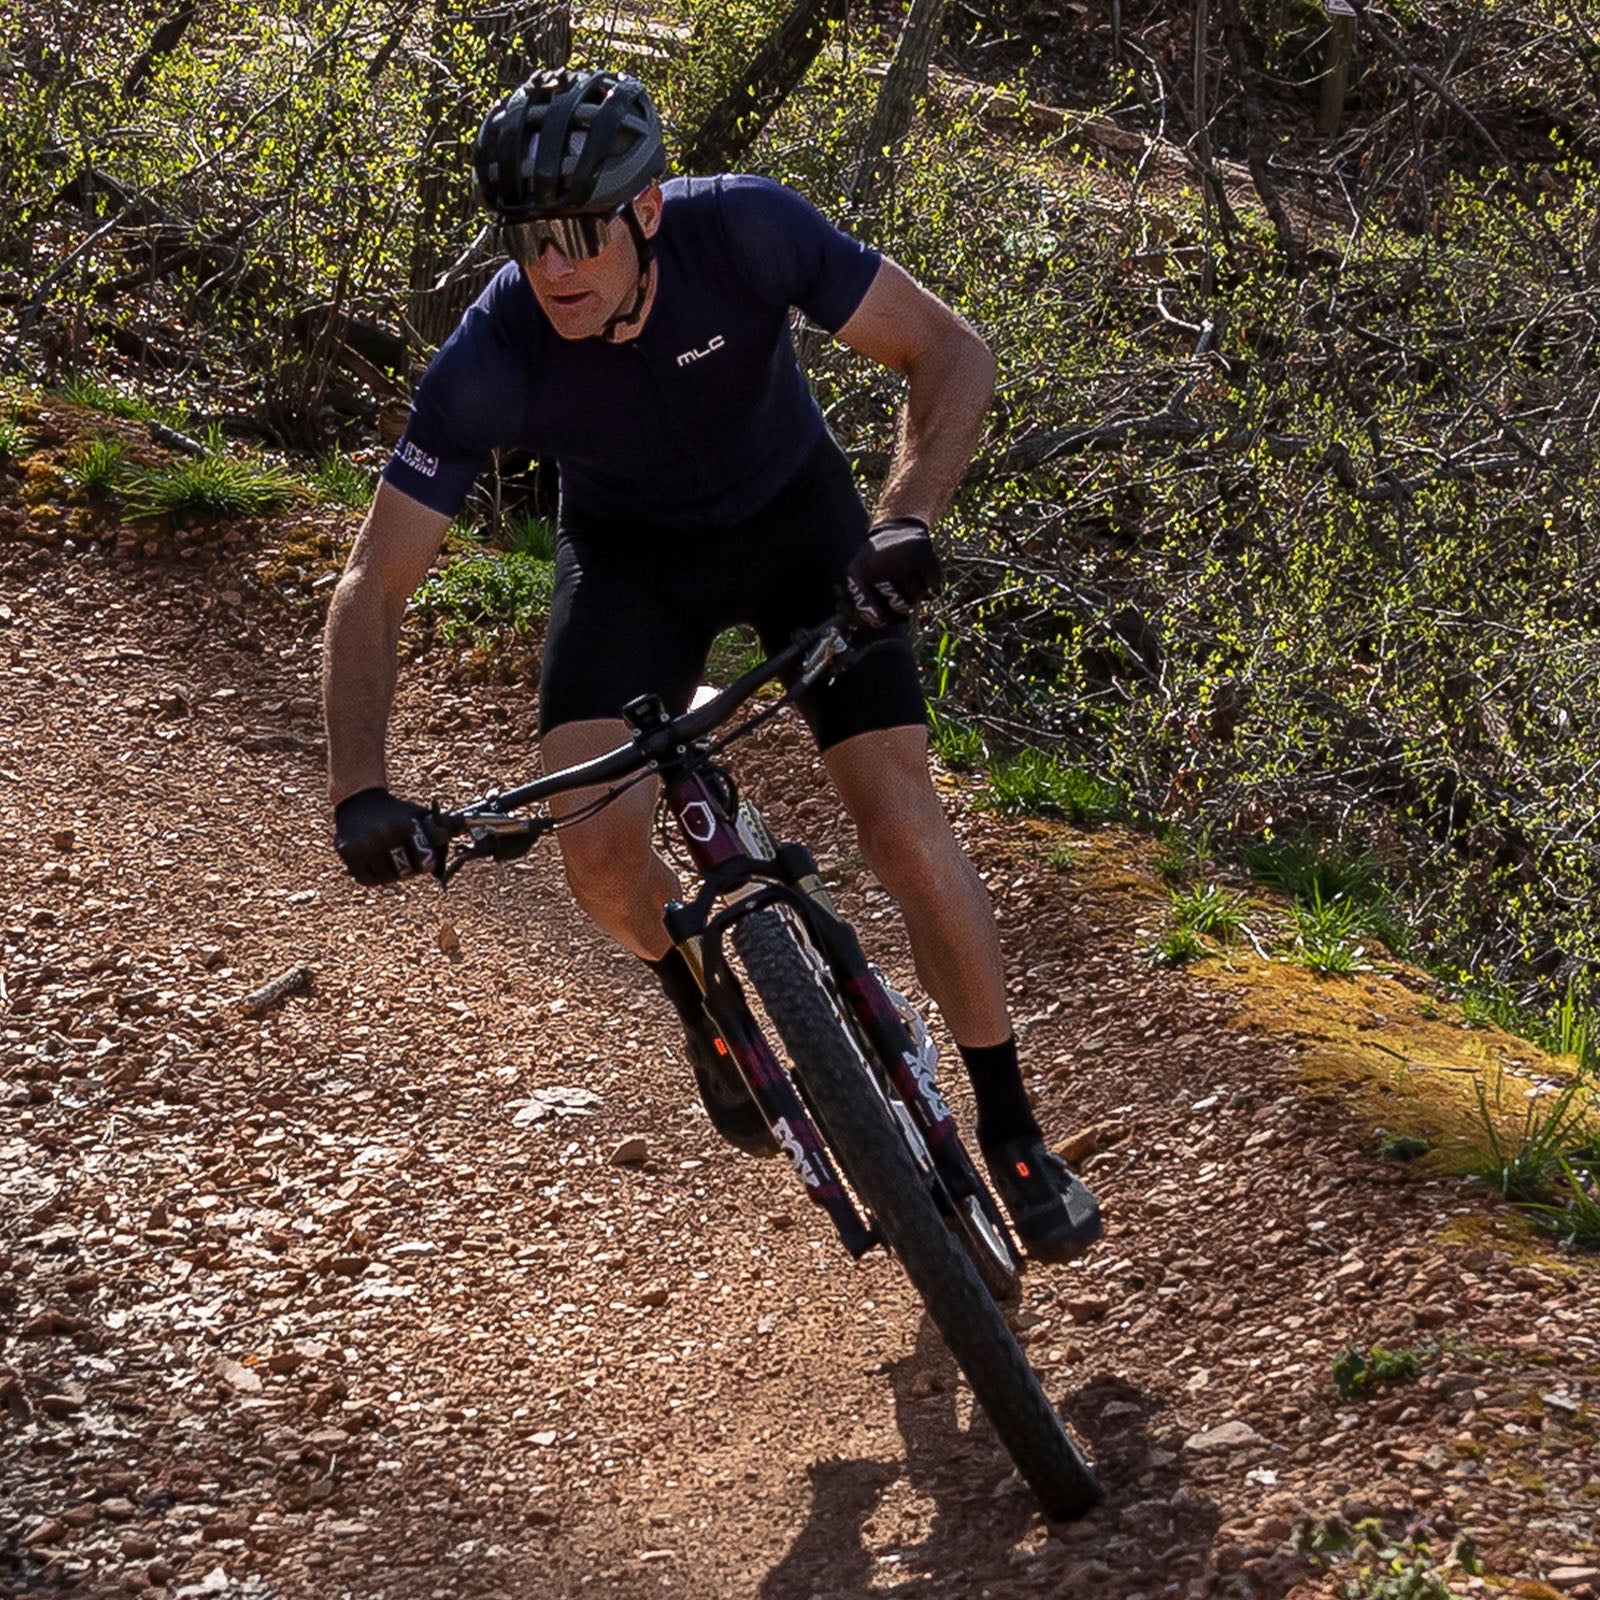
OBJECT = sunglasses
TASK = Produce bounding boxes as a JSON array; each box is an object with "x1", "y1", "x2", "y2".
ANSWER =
[{"x1": 501, "y1": 205, "x2": 626, "y2": 263}]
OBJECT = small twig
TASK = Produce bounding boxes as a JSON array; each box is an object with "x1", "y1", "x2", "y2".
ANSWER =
[
  {"x1": 238, "y1": 963, "x2": 314, "y2": 1018},
  {"x1": 148, "y1": 420, "x2": 208, "y2": 457}
]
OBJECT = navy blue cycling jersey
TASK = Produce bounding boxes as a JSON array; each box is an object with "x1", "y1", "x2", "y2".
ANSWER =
[{"x1": 381, "y1": 174, "x2": 881, "y2": 532}]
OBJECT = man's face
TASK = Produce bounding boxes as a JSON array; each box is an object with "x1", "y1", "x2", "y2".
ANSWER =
[{"x1": 518, "y1": 186, "x2": 663, "y2": 340}]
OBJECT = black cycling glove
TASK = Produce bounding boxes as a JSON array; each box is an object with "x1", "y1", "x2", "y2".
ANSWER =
[
  {"x1": 333, "y1": 787, "x2": 438, "y2": 885},
  {"x1": 843, "y1": 516, "x2": 943, "y2": 628}
]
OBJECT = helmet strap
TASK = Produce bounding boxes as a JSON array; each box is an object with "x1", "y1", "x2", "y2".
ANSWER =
[{"x1": 600, "y1": 205, "x2": 655, "y2": 342}]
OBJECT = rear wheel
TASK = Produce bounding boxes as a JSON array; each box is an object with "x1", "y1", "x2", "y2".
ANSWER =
[{"x1": 730, "y1": 905, "x2": 1103, "y2": 1520}]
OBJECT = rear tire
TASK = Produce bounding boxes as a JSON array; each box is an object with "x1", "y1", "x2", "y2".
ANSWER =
[{"x1": 731, "y1": 906, "x2": 1103, "y2": 1520}]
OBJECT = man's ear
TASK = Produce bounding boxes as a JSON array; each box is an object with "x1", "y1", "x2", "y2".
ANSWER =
[{"x1": 632, "y1": 183, "x2": 664, "y2": 238}]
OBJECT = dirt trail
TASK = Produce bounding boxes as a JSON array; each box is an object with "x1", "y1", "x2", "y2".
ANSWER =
[{"x1": 2, "y1": 489, "x2": 1598, "y2": 1600}]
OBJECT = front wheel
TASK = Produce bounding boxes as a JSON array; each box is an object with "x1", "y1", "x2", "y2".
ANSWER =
[{"x1": 730, "y1": 905, "x2": 1103, "y2": 1520}]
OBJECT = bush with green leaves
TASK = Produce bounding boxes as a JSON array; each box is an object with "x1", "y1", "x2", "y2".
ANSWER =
[{"x1": 412, "y1": 551, "x2": 556, "y2": 646}]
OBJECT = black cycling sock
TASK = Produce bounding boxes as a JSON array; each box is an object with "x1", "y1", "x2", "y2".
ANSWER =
[
  {"x1": 961, "y1": 1036, "x2": 1042, "y2": 1150},
  {"x1": 647, "y1": 948, "x2": 704, "y2": 1029}
]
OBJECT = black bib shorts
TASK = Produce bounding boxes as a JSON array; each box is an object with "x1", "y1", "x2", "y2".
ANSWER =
[{"x1": 538, "y1": 433, "x2": 928, "y2": 750}]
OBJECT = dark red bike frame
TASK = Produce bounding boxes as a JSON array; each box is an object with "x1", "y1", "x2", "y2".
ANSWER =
[{"x1": 655, "y1": 743, "x2": 974, "y2": 1259}]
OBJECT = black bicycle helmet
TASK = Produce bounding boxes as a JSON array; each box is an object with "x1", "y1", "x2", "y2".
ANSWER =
[{"x1": 473, "y1": 68, "x2": 665, "y2": 219}]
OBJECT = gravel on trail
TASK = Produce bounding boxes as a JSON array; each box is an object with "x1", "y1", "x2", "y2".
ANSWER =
[{"x1": 2, "y1": 472, "x2": 1597, "y2": 1600}]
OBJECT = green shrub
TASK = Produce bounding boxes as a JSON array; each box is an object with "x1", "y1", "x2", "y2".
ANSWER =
[
  {"x1": 1332, "y1": 1344, "x2": 1422, "y2": 1401},
  {"x1": 413, "y1": 551, "x2": 556, "y2": 644},
  {"x1": 1339, "y1": 1529, "x2": 1452, "y2": 1600},
  {"x1": 0, "y1": 416, "x2": 26, "y2": 462}
]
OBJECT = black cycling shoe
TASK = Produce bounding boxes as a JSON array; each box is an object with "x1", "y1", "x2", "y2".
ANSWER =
[
  {"x1": 686, "y1": 1016, "x2": 777, "y2": 1157},
  {"x1": 981, "y1": 1135, "x2": 1102, "y2": 1263}
]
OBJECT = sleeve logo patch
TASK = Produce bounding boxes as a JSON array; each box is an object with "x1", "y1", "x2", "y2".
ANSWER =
[{"x1": 398, "y1": 440, "x2": 439, "y2": 478}]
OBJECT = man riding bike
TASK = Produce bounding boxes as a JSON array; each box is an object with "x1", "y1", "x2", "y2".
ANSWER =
[{"x1": 321, "y1": 67, "x2": 1100, "y2": 1263}]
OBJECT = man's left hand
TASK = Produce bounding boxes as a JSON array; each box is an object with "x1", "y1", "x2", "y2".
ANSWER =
[{"x1": 843, "y1": 516, "x2": 943, "y2": 628}]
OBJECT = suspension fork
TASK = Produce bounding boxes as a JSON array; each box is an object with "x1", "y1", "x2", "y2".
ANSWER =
[
  {"x1": 659, "y1": 764, "x2": 874, "y2": 1258},
  {"x1": 769, "y1": 841, "x2": 964, "y2": 1164}
]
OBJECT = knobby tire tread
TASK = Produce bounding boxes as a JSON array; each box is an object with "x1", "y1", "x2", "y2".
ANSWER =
[{"x1": 730, "y1": 907, "x2": 1102, "y2": 1520}]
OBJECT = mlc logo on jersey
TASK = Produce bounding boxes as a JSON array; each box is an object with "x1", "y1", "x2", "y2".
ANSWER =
[{"x1": 676, "y1": 334, "x2": 726, "y2": 367}]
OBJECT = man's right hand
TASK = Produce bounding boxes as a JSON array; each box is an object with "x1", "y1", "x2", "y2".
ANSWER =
[{"x1": 333, "y1": 787, "x2": 438, "y2": 885}]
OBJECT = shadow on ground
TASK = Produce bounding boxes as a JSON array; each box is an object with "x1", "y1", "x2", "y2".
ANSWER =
[{"x1": 762, "y1": 1314, "x2": 1241, "y2": 1599}]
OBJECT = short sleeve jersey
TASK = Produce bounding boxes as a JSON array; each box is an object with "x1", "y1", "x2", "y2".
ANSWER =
[{"x1": 381, "y1": 175, "x2": 881, "y2": 533}]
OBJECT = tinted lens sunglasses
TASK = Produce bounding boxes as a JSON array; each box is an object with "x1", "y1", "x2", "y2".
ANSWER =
[{"x1": 501, "y1": 206, "x2": 626, "y2": 263}]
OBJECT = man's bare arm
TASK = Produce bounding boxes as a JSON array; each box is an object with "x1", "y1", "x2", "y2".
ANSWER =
[
  {"x1": 323, "y1": 481, "x2": 451, "y2": 805},
  {"x1": 833, "y1": 258, "x2": 996, "y2": 528}
]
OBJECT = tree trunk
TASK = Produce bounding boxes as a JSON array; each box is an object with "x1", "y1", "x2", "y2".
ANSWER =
[
  {"x1": 850, "y1": 0, "x2": 947, "y2": 207},
  {"x1": 679, "y1": 0, "x2": 846, "y2": 174}
]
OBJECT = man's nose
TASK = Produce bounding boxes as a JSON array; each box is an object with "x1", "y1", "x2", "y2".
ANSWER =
[{"x1": 534, "y1": 243, "x2": 577, "y2": 277}]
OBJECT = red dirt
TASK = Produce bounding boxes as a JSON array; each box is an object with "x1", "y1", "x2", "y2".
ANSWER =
[{"x1": 2, "y1": 420, "x2": 1597, "y2": 1600}]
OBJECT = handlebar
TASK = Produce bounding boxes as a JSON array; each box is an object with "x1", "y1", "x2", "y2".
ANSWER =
[{"x1": 424, "y1": 616, "x2": 856, "y2": 870}]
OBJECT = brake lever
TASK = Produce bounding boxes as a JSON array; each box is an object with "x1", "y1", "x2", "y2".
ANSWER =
[{"x1": 434, "y1": 809, "x2": 546, "y2": 885}]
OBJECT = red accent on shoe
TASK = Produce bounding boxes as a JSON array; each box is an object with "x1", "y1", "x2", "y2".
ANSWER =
[
  {"x1": 714, "y1": 1036, "x2": 728, "y2": 1055},
  {"x1": 1015, "y1": 1160, "x2": 1032, "y2": 1178}
]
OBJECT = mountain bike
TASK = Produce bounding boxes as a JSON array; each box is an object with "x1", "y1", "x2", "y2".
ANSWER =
[{"x1": 422, "y1": 616, "x2": 1104, "y2": 1520}]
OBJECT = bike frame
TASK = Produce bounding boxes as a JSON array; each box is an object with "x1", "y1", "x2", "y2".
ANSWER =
[
  {"x1": 428, "y1": 618, "x2": 1013, "y2": 1270},
  {"x1": 617, "y1": 692, "x2": 982, "y2": 1263}
]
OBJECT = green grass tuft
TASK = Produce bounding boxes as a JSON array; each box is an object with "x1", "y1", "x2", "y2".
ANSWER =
[
  {"x1": 1465, "y1": 1071, "x2": 1595, "y2": 1204},
  {"x1": 54, "y1": 378, "x2": 187, "y2": 428},
  {"x1": 312, "y1": 454, "x2": 374, "y2": 510},
  {"x1": 1170, "y1": 883, "x2": 1246, "y2": 945},
  {"x1": 929, "y1": 709, "x2": 986, "y2": 772},
  {"x1": 1242, "y1": 833, "x2": 1384, "y2": 907},
  {"x1": 980, "y1": 749, "x2": 1125, "y2": 824},
  {"x1": 1521, "y1": 1160, "x2": 1600, "y2": 1251},
  {"x1": 1151, "y1": 926, "x2": 1208, "y2": 966},
  {"x1": 65, "y1": 435, "x2": 127, "y2": 498},
  {"x1": 123, "y1": 432, "x2": 298, "y2": 520},
  {"x1": 503, "y1": 509, "x2": 556, "y2": 560}
]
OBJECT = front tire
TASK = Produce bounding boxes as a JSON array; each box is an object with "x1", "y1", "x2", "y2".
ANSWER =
[{"x1": 730, "y1": 906, "x2": 1103, "y2": 1520}]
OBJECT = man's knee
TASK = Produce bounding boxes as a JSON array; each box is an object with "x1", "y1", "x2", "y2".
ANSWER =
[
  {"x1": 856, "y1": 790, "x2": 967, "y2": 897},
  {"x1": 558, "y1": 817, "x2": 654, "y2": 907}
]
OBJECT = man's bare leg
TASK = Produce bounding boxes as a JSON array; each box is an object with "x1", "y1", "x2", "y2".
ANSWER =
[
  {"x1": 822, "y1": 724, "x2": 1009, "y2": 1047},
  {"x1": 824, "y1": 723, "x2": 1101, "y2": 1260},
  {"x1": 541, "y1": 718, "x2": 679, "y2": 960},
  {"x1": 542, "y1": 717, "x2": 774, "y2": 1154}
]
